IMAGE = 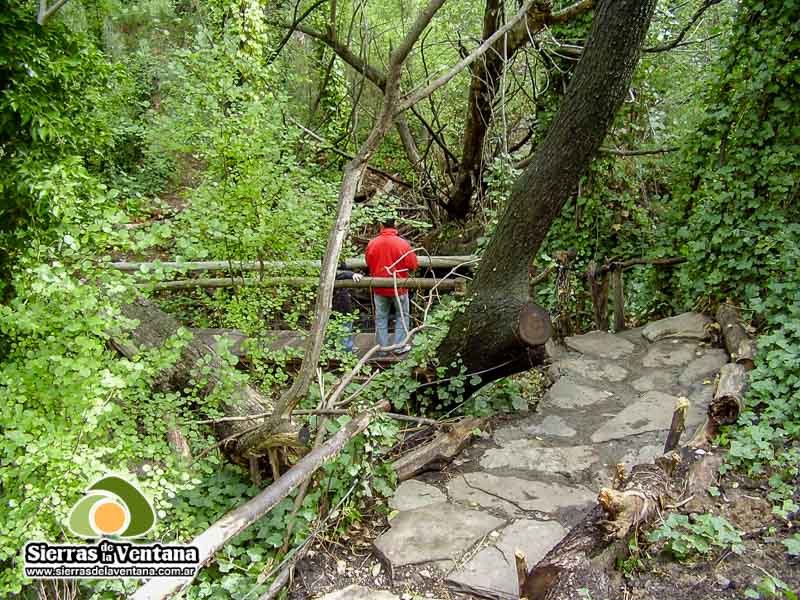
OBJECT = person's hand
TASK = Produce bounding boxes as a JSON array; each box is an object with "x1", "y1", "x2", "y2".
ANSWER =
[{"x1": 352, "y1": 273, "x2": 364, "y2": 282}]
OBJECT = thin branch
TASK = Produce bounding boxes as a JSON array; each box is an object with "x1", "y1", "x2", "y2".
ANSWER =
[
  {"x1": 288, "y1": 115, "x2": 412, "y2": 186},
  {"x1": 37, "y1": 0, "x2": 71, "y2": 25},
  {"x1": 599, "y1": 145, "x2": 679, "y2": 156},
  {"x1": 293, "y1": 23, "x2": 388, "y2": 87},
  {"x1": 643, "y1": 0, "x2": 722, "y2": 53},
  {"x1": 267, "y1": 0, "x2": 328, "y2": 64},
  {"x1": 398, "y1": 0, "x2": 537, "y2": 112},
  {"x1": 194, "y1": 408, "x2": 442, "y2": 427}
]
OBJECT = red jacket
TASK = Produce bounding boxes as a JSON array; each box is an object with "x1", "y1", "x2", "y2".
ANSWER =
[{"x1": 365, "y1": 228, "x2": 419, "y2": 296}]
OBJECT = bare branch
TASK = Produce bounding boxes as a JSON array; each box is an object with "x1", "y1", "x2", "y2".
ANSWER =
[
  {"x1": 293, "y1": 23, "x2": 388, "y2": 87},
  {"x1": 397, "y1": 0, "x2": 537, "y2": 112},
  {"x1": 599, "y1": 145, "x2": 679, "y2": 156},
  {"x1": 37, "y1": 0, "x2": 71, "y2": 25},
  {"x1": 267, "y1": 0, "x2": 328, "y2": 65},
  {"x1": 288, "y1": 115, "x2": 412, "y2": 186},
  {"x1": 643, "y1": 0, "x2": 722, "y2": 53}
]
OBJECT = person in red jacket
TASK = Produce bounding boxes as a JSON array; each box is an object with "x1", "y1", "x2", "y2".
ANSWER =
[{"x1": 365, "y1": 218, "x2": 419, "y2": 353}]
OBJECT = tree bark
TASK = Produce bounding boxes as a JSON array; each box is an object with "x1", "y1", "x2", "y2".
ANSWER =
[
  {"x1": 710, "y1": 362, "x2": 748, "y2": 425},
  {"x1": 391, "y1": 417, "x2": 486, "y2": 481},
  {"x1": 110, "y1": 255, "x2": 477, "y2": 273},
  {"x1": 142, "y1": 276, "x2": 466, "y2": 292},
  {"x1": 716, "y1": 304, "x2": 757, "y2": 371},
  {"x1": 521, "y1": 462, "x2": 669, "y2": 600},
  {"x1": 437, "y1": 0, "x2": 656, "y2": 380}
]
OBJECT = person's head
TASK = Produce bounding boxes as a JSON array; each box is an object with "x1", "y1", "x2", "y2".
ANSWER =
[{"x1": 380, "y1": 217, "x2": 396, "y2": 230}]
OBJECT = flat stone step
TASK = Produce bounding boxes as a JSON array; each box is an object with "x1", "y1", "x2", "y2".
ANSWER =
[
  {"x1": 590, "y1": 390, "x2": 682, "y2": 443},
  {"x1": 494, "y1": 414, "x2": 577, "y2": 444},
  {"x1": 374, "y1": 502, "x2": 504, "y2": 569},
  {"x1": 642, "y1": 312, "x2": 712, "y2": 342},
  {"x1": 641, "y1": 340, "x2": 698, "y2": 367},
  {"x1": 480, "y1": 441, "x2": 599, "y2": 475},
  {"x1": 446, "y1": 472, "x2": 595, "y2": 517},
  {"x1": 388, "y1": 480, "x2": 445, "y2": 512},
  {"x1": 319, "y1": 586, "x2": 401, "y2": 600},
  {"x1": 446, "y1": 519, "x2": 566, "y2": 600},
  {"x1": 544, "y1": 378, "x2": 613, "y2": 409},
  {"x1": 565, "y1": 330, "x2": 636, "y2": 359},
  {"x1": 550, "y1": 356, "x2": 630, "y2": 382}
]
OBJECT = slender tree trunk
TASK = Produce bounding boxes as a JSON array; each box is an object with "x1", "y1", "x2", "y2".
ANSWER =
[
  {"x1": 447, "y1": 0, "x2": 595, "y2": 220},
  {"x1": 448, "y1": 0, "x2": 503, "y2": 219},
  {"x1": 437, "y1": 0, "x2": 656, "y2": 379}
]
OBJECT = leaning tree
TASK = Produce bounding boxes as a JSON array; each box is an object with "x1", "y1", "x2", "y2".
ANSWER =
[{"x1": 247, "y1": 0, "x2": 658, "y2": 451}]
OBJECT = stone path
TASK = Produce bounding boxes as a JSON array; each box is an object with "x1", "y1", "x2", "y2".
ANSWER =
[{"x1": 321, "y1": 313, "x2": 730, "y2": 600}]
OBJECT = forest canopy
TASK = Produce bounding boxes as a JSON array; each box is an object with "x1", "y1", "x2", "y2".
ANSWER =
[{"x1": 0, "y1": 0, "x2": 798, "y2": 597}]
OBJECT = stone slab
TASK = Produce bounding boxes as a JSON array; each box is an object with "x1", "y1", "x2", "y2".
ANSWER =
[
  {"x1": 620, "y1": 444, "x2": 663, "y2": 469},
  {"x1": 591, "y1": 391, "x2": 681, "y2": 442},
  {"x1": 641, "y1": 341, "x2": 697, "y2": 368},
  {"x1": 389, "y1": 480, "x2": 446, "y2": 513},
  {"x1": 545, "y1": 378, "x2": 613, "y2": 409},
  {"x1": 447, "y1": 519, "x2": 566, "y2": 600},
  {"x1": 320, "y1": 586, "x2": 399, "y2": 600},
  {"x1": 480, "y1": 441, "x2": 599, "y2": 474},
  {"x1": 373, "y1": 502, "x2": 504, "y2": 568},
  {"x1": 493, "y1": 415, "x2": 578, "y2": 445},
  {"x1": 678, "y1": 349, "x2": 729, "y2": 386},
  {"x1": 446, "y1": 472, "x2": 595, "y2": 516},
  {"x1": 631, "y1": 370, "x2": 678, "y2": 392},
  {"x1": 642, "y1": 312, "x2": 712, "y2": 342},
  {"x1": 551, "y1": 356, "x2": 629, "y2": 382},
  {"x1": 565, "y1": 331, "x2": 636, "y2": 359}
]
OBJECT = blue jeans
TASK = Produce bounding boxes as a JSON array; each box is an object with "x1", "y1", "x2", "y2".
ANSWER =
[
  {"x1": 374, "y1": 293, "x2": 410, "y2": 349},
  {"x1": 342, "y1": 321, "x2": 354, "y2": 353}
]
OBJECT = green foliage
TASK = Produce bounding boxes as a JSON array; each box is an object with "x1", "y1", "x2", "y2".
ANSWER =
[
  {"x1": 672, "y1": 1, "x2": 800, "y2": 303},
  {"x1": 745, "y1": 571, "x2": 798, "y2": 600},
  {"x1": 783, "y1": 533, "x2": 800, "y2": 557},
  {"x1": 646, "y1": 513, "x2": 744, "y2": 561},
  {"x1": 0, "y1": 2, "x2": 131, "y2": 280}
]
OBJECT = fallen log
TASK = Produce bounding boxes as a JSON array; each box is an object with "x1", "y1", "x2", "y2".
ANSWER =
[
  {"x1": 709, "y1": 362, "x2": 748, "y2": 425},
  {"x1": 111, "y1": 299, "x2": 300, "y2": 460},
  {"x1": 716, "y1": 304, "x2": 757, "y2": 371},
  {"x1": 132, "y1": 402, "x2": 389, "y2": 600},
  {"x1": 520, "y1": 462, "x2": 672, "y2": 600},
  {"x1": 141, "y1": 276, "x2": 467, "y2": 292},
  {"x1": 391, "y1": 416, "x2": 486, "y2": 481},
  {"x1": 110, "y1": 255, "x2": 478, "y2": 273},
  {"x1": 520, "y1": 397, "x2": 721, "y2": 599}
]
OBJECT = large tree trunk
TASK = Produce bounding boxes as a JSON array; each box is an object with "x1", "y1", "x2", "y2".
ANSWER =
[
  {"x1": 112, "y1": 299, "x2": 301, "y2": 459},
  {"x1": 437, "y1": 0, "x2": 656, "y2": 380}
]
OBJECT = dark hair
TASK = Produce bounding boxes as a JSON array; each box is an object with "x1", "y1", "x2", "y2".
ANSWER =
[{"x1": 381, "y1": 217, "x2": 396, "y2": 228}]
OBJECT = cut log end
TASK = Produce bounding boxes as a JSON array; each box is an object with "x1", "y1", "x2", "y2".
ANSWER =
[
  {"x1": 710, "y1": 363, "x2": 747, "y2": 425},
  {"x1": 518, "y1": 302, "x2": 552, "y2": 347}
]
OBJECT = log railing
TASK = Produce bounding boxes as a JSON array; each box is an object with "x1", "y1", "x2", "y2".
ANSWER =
[
  {"x1": 587, "y1": 256, "x2": 686, "y2": 331},
  {"x1": 141, "y1": 276, "x2": 467, "y2": 293},
  {"x1": 109, "y1": 255, "x2": 478, "y2": 273}
]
